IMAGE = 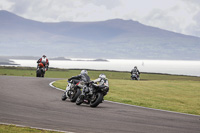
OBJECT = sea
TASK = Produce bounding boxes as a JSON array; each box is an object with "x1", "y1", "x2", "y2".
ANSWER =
[{"x1": 9, "y1": 59, "x2": 200, "y2": 77}]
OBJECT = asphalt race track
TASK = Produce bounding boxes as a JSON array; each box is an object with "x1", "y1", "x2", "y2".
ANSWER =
[{"x1": 0, "y1": 76, "x2": 200, "y2": 133}]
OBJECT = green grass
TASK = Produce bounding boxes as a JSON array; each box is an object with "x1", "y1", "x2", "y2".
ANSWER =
[
  {"x1": 1, "y1": 66, "x2": 200, "y2": 115},
  {"x1": 1, "y1": 66, "x2": 199, "y2": 80},
  {"x1": 0, "y1": 124, "x2": 62, "y2": 133},
  {"x1": 54, "y1": 78, "x2": 200, "y2": 115},
  {"x1": 107, "y1": 79, "x2": 200, "y2": 115}
]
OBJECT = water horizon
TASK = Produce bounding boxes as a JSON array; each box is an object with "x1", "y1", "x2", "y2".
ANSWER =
[{"x1": 7, "y1": 58, "x2": 200, "y2": 77}]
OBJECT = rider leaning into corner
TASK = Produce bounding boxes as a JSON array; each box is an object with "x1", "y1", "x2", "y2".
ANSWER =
[
  {"x1": 131, "y1": 66, "x2": 140, "y2": 77},
  {"x1": 62, "y1": 70, "x2": 90, "y2": 99},
  {"x1": 37, "y1": 55, "x2": 49, "y2": 70},
  {"x1": 89, "y1": 73, "x2": 110, "y2": 98},
  {"x1": 93, "y1": 74, "x2": 109, "y2": 91}
]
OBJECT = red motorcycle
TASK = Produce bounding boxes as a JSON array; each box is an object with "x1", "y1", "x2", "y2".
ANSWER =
[{"x1": 36, "y1": 63, "x2": 46, "y2": 77}]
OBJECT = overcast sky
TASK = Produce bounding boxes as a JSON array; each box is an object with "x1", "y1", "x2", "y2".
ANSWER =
[{"x1": 1, "y1": 0, "x2": 200, "y2": 37}]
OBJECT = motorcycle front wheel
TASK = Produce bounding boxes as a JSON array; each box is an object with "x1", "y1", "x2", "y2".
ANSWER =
[
  {"x1": 76, "y1": 95, "x2": 84, "y2": 105},
  {"x1": 70, "y1": 89, "x2": 81, "y2": 102},
  {"x1": 36, "y1": 70, "x2": 41, "y2": 77},
  {"x1": 90, "y1": 93, "x2": 103, "y2": 108},
  {"x1": 61, "y1": 92, "x2": 67, "y2": 101}
]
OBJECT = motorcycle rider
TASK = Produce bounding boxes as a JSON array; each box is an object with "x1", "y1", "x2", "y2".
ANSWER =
[
  {"x1": 37, "y1": 55, "x2": 49, "y2": 70},
  {"x1": 93, "y1": 74, "x2": 109, "y2": 87},
  {"x1": 62, "y1": 70, "x2": 90, "y2": 99},
  {"x1": 91, "y1": 73, "x2": 109, "y2": 94},
  {"x1": 131, "y1": 66, "x2": 140, "y2": 79}
]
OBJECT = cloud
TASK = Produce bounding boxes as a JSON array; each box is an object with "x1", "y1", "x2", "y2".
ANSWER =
[
  {"x1": 0, "y1": 0, "x2": 200, "y2": 37},
  {"x1": 181, "y1": 0, "x2": 200, "y2": 37},
  {"x1": 142, "y1": 1, "x2": 192, "y2": 33},
  {"x1": 0, "y1": 0, "x2": 14, "y2": 10}
]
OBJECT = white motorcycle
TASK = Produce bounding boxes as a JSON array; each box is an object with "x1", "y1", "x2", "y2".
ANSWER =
[{"x1": 62, "y1": 80, "x2": 82, "y2": 102}]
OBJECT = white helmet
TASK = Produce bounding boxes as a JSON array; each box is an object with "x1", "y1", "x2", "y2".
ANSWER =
[
  {"x1": 99, "y1": 74, "x2": 106, "y2": 79},
  {"x1": 81, "y1": 70, "x2": 88, "y2": 75}
]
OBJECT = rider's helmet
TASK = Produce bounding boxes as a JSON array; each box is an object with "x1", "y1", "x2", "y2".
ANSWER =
[
  {"x1": 81, "y1": 70, "x2": 88, "y2": 75},
  {"x1": 134, "y1": 66, "x2": 137, "y2": 69},
  {"x1": 42, "y1": 55, "x2": 46, "y2": 58},
  {"x1": 99, "y1": 74, "x2": 106, "y2": 79}
]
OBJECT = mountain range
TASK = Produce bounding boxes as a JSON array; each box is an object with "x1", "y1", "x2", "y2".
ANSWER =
[{"x1": 0, "y1": 10, "x2": 200, "y2": 60}]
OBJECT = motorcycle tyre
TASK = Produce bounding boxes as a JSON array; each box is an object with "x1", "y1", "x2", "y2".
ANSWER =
[
  {"x1": 36, "y1": 70, "x2": 41, "y2": 77},
  {"x1": 41, "y1": 69, "x2": 45, "y2": 78},
  {"x1": 41, "y1": 73, "x2": 44, "y2": 77},
  {"x1": 70, "y1": 89, "x2": 81, "y2": 102},
  {"x1": 76, "y1": 95, "x2": 84, "y2": 105},
  {"x1": 90, "y1": 93, "x2": 103, "y2": 108},
  {"x1": 61, "y1": 93, "x2": 67, "y2": 101}
]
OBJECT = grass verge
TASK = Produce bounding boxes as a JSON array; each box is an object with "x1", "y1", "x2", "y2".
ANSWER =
[{"x1": 0, "y1": 124, "x2": 62, "y2": 133}]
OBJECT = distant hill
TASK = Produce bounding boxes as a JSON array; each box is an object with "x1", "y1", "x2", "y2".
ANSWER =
[{"x1": 0, "y1": 10, "x2": 200, "y2": 60}]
